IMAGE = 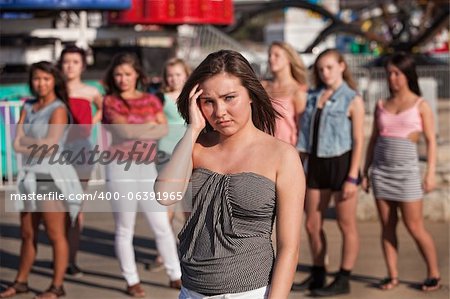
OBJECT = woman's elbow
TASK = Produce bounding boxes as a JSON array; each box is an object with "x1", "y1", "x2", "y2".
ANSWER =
[
  {"x1": 278, "y1": 240, "x2": 300, "y2": 257},
  {"x1": 156, "y1": 127, "x2": 168, "y2": 140},
  {"x1": 162, "y1": 126, "x2": 169, "y2": 137},
  {"x1": 153, "y1": 183, "x2": 171, "y2": 206},
  {"x1": 13, "y1": 142, "x2": 23, "y2": 153},
  {"x1": 157, "y1": 199, "x2": 172, "y2": 206},
  {"x1": 277, "y1": 245, "x2": 300, "y2": 265}
]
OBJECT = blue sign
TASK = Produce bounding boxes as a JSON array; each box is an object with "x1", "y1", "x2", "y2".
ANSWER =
[{"x1": 0, "y1": 0, "x2": 131, "y2": 10}]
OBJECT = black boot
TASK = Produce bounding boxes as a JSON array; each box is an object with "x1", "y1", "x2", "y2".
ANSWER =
[
  {"x1": 292, "y1": 266, "x2": 326, "y2": 291},
  {"x1": 311, "y1": 269, "x2": 350, "y2": 297}
]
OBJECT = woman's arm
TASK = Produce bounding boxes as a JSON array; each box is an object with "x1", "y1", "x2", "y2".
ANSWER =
[
  {"x1": 420, "y1": 100, "x2": 436, "y2": 193},
  {"x1": 268, "y1": 145, "x2": 305, "y2": 298},
  {"x1": 91, "y1": 88, "x2": 103, "y2": 124},
  {"x1": 149, "y1": 111, "x2": 169, "y2": 140},
  {"x1": 13, "y1": 108, "x2": 29, "y2": 154},
  {"x1": 154, "y1": 84, "x2": 205, "y2": 205},
  {"x1": 106, "y1": 112, "x2": 168, "y2": 141},
  {"x1": 138, "y1": 111, "x2": 168, "y2": 140},
  {"x1": 342, "y1": 96, "x2": 365, "y2": 199},
  {"x1": 293, "y1": 89, "x2": 307, "y2": 120},
  {"x1": 18, "y1": 107, "x2": 68, "y2": 154},
  {"x1": 293, "y1": 89, "x2": 307, "y2": 134},
  {"x1": 361, "y1": 103, "x2": 379, "y2": 193}
]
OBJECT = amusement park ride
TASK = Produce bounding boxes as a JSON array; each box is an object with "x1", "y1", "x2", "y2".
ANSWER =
[
  {"x1": 0, "y1": 0, "x2": 448, "y2": 69},
  {"x1": 0, "y1": 0, "x2": 234, "y2": 24},
  {"x1": 0, "y1": 0, "x2": 235, "y2": 71}
]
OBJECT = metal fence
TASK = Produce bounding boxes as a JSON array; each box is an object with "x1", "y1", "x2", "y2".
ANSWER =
[
  {"x1": 174, "y1": 26, "x2": 450, "y2": 105},
  {"x1": 0, "y1": 101, "x2": 21, "y2": 189},
  {"x1": 355, "y1": 66, "x2": 448, "y2": 109},
  {"x1": 177, "y1": 25, "x2": 265, "y2": 72},
  {"x1": 345, "y1": 54, "x2": 450, "y2": 100}
]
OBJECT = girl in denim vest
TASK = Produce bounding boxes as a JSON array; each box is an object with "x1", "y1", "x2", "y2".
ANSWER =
[{"x1": 294, "y1": 49, "x2": 365, "y2": 297}]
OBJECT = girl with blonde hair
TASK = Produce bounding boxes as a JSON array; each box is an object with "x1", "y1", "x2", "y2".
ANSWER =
[{"x1": 262, "y1": 41, "x2": 308, "y2": 145}]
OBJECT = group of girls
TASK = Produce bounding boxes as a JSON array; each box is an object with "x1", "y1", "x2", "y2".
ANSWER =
[
  {"x1": 0, "y1": 41, "x2": 441, "y2": 299},
  {"x1": 1, "y1": 47, "x2": 192, "y2": 299},
  {"x1": 265, "y1": 43, "x2": 440, "y2": 297}
]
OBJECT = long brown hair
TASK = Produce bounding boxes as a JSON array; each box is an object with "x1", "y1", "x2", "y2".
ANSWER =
[
  {"x1": 177, "y1": 50, "x2": 279, "y2": 135},
  {"x1": 313, "y1": 48, "x2": 357, "y2": 90},
  {"x1": 385, "y1": 52, "x2": 421, "y2": 96},
  {"x1": 57, "y1": 45, "x2": 88, "y2": 69},
  {"x1": 103, "y1": 52, "x2": 148, "y2": 96},
  {"x1": 28, "y1": 61, "x2": 70, "y2": 110}
]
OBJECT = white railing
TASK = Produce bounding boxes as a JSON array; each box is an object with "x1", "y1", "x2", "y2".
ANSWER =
[
  {"x1": 0, "y1": 100, "x2": 108, "y2": 190},
  {"x1": 1, "y1": 101, "x2": 22, "y2": 190}
]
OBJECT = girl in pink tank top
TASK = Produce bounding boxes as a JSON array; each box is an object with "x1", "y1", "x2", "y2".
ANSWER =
[
  {"x1": 362, "y1": 52, "x2": 440, "y2": 292},
  {"x1": 376, "y1": 98, "x2": 423, "y2": 139},
  {"x1": 272, "y1": 93, "x2": 299, "y2": 145},
  {"x1": 262, "y1": 41, "x2": 308, "y2": 145}
]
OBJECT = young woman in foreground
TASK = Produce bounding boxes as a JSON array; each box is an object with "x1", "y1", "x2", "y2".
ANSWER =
[{"x1": 155, "y1": 50, "x2": 305, "y2": 298}]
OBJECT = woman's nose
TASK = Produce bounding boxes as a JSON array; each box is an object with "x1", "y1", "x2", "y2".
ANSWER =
[{"x1": 214, "y1": 101, "x2": 226, "y2": 117}]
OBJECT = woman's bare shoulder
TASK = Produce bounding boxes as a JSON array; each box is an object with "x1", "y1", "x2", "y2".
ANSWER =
[
  {"x1": 256, "y1": 135, "x2": 302, "y2": 182},
  {"x1": 257, "y1": 133, "x2": 298, "y2": 160},
  {"x1": 261, "y1": 80, "x2": 273, "y2": 89},
  {"x1": 73, "y1": 83, "x2": 102, "y2": 100}
]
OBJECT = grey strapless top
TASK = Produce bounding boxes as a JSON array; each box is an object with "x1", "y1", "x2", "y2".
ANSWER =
[{"x1": 178, "y1": 167, "x2": 276, "y2": 295}]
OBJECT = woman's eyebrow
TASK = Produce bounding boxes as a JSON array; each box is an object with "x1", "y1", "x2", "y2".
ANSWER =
[
  {"x1": 199, "y1": 91, "x2": 237, "y2": 100},
  {"x1": 198, "y1": 95, "x2": 212, "y2": 100},
  {"x1": 218, "y1": 91, "x2": 237, "y2": 98}
]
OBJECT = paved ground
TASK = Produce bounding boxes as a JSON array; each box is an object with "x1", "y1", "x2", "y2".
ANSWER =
[
  {"x1": 1, "y1": 100, "x2": 449, "y2": 298},
  {"x1": 0, "y1": 188, "x2": 448, "y2": 299}
]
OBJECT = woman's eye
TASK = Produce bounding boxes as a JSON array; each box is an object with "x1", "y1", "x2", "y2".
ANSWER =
[{"x1": 225, "y1": 96, "x2": 235, "y2": 101}]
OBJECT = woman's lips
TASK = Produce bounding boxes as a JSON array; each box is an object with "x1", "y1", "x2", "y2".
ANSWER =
[{"x1": 216, "y1": 120, "x2": 232, "y2": 126}]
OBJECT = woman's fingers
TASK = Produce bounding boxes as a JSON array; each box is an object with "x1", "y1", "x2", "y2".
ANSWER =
[
  {"x1": 189, "y1": 84, "x2": 199, "y2": 99},
  {"x1": 189, "y1": 87, "x2": 204, "y2": 114},
  {"x1": 361, "y1": 177, "x2": 370, "y2": 193},
  {"x1": 424, "y1": 181, "x2": 434, "y2": 193},
  {"x1": 189, "y1": 84, "x2": 203, "y2": 104},
  {"x1": 188, "y1": 84, "x2": 206, "y2": 131}
]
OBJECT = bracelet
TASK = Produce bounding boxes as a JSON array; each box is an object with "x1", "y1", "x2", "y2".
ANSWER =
[{"x1": 346, "y1": 176, "x2": 359, "y2": 185}]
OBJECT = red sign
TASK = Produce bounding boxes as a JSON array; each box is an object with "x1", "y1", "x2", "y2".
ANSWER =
[{"x1": 108, "y1": 0, "x2": 234, "y2": 25}]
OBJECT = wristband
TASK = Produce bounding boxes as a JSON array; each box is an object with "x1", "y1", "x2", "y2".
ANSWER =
[{"x1": 346, "y1": 176, "x2": 359, "y2": 185}]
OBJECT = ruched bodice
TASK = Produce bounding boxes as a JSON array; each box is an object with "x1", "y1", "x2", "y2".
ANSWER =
[{"x1": 178, "y1": 167, "x2": 276, "y2": 295}]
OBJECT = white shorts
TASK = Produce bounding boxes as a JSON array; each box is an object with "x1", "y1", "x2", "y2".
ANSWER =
[{"x1": 179, "y1": 286, "x2": 269, "y2": 299}]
